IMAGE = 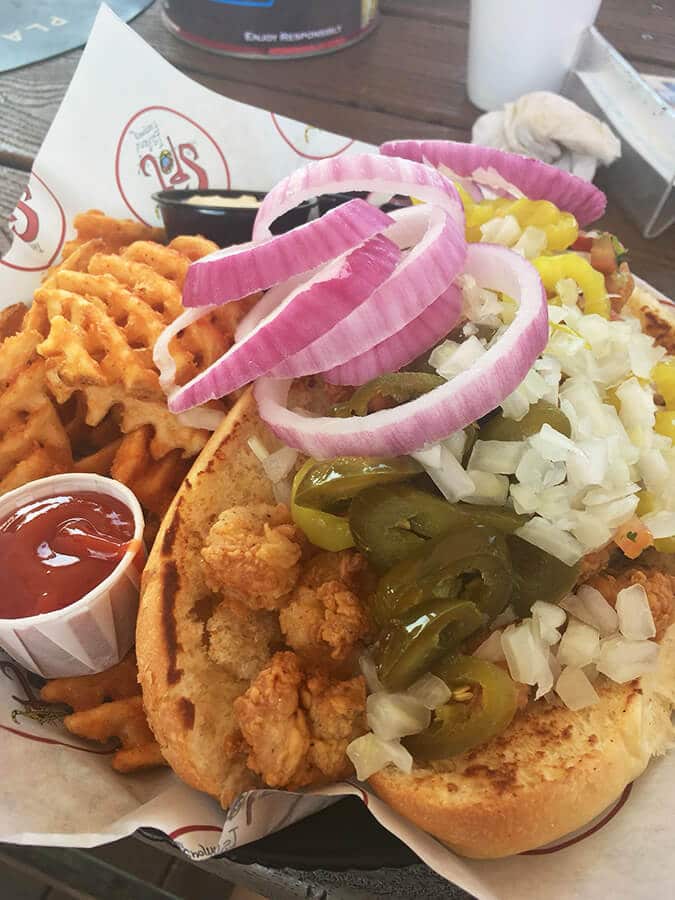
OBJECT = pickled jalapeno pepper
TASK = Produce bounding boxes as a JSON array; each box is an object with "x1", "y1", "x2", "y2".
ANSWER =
[
  {"x1": 507, "y1": 534, "x2": 580, "y2": 616},
  {"x1": 375, "y1": 599, "x2": 487, "y2": 690},
  {"x1": 371, "y1": 526, "x2": 512, "y2": 627},
  {"x1": 290, "y1": 456, "x2": 421, "y2": 552},
  {"x1": 332, "y1": 373, "x2": 444, "y2": 418},
  {"x1": 404, "y1": 655, "x2": 519, "y2": 759},
  {"x1": 350, "y1": 484, "x2": 527, "y2": 572},
  {"x1": 479, "y1": 400, "x2": 571, "y2": 442}
]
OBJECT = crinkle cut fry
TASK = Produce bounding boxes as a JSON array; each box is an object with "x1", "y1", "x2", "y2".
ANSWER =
[{"x1": 40, "y1": 652, "x2": 166, "y2": 774}]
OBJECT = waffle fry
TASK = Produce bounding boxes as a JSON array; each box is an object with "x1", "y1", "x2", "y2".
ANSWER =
[
  {"x1": 41, "y1": 652, "x2": 166, "y2": 774},
  {"x1": 111, "y1": 427, "x2": 190, "y2": 517},
  {"x1": 0, "y1": 329, "x2": 72, "y2": 492},
  {"x1": 0, "y1": 302, "x2": 28, "y2": 341},
  {"x1": 61, "y1": 209, "x2": 165, "y2": 258},
  {"x1": 31, "y1": 236, "x2": 248, "y2": 459}
]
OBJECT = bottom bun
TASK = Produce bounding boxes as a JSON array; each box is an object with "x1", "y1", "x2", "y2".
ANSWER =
[{"x1": 370, "y1": 626, "x2": 675, "y2": 858}]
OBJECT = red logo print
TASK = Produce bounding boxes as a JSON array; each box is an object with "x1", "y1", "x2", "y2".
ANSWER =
[
  {"x1": 115, "y1": 106, "x2": 230, "y2": 226},
  {"x1": 2, "y1": 172, "x2": 66, "y2": 272},
  {"x1": 271, "y1": 112, "x2": 355, "y2": 160}
]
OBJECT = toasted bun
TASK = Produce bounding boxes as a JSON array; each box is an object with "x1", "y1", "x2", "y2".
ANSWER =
[
  {"x1": 138, "y1": 284, "x2": 675, "y2": 854},
  {"x1": 137, "y1": 389, "x2": 274, "y2": 806},
  {"x1": 370, "y1": 627, "x2": 675, "y2": 858}
]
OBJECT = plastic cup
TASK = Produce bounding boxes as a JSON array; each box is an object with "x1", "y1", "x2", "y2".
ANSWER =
[
  {"x1": 0, "y1": 474, "x2": 146, "y2": 678},
  {"x1": 467, "y1": 0, "x2": 603, "y2": 111}
]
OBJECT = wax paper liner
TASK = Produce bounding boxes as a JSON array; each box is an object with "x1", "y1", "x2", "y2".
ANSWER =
[{"x1": 1, "y1": 7, "x2": 674, "y2": 899}]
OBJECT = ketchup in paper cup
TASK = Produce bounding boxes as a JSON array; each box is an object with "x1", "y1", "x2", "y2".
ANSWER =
[{"x1": 0, "y1": 474, "x2": 146, "y2": 678}]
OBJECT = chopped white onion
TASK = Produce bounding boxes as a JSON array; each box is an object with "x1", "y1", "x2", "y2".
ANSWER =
[
  {"x1": 565, "y1": 439, "x2": 608, "y2": 489},
  {"x1": 416, "y1": 444, "x2": 475, "y2": 502},
  {"x1": 557, "y1": 619, "x2": 600, "y2": 668},
  {"x1": 596, "y1": 636, "x2": 659, "y2": 683},
  {"x1": 480, "y1": 214, "x2": 521, "y2": 246},
  {"x1": 473, "y1": 630, "x2": 506, "y2": 662},
  {"x1": 555, "y1": 666, "x2": 600, "y2": 711},
  {"x1": 515, "y1": 448, "x2": 566, "y2": 490},
  {"x1": 639, "y1": 449, "x2": 670, "y2": 493},
  {"x1": 501, "y1": 620, "x2": 553, "y2": 697},
  {"x1": 346, "y1": 732, "x2": 413, "y2": 781},
  {"x1": 463, "y1": 470, "x2": 510, "y2": 506},
  {"x1": 560, "y1": 586, "x2": 619, "y2": 636},
  {"x1": 406, "y1": 673, "x2": 452, "y2": 709},
  {"x1": 531, "y1": 601, "x2": 567, "y2": 646},
  {"x1": 262, "y1": 446, "x2": 298, "y2": 483},
  {"x1": 359, "y1": 655, "x2": 383, "y2": 694},
  {"x1": 616, "y1": 377, "x2": 656, "y2": 432},
  {"x1": 628, "y1": 332, "x2": 665, "y2": 379},
  {"x1": 529, "y1": 423, "x2": 578, "y2": 463},
  {"x1": 468, "y1": 440, "x2": 525, "y2": 475},
  {"x1": 366, "y1": 692, "x2": 431, "y2": 741},
  {"x1": 442, "y1": 430, "x2": 467, "y2": 462},
  {"x1": 642, "y1": 511, "x2": 675, "y2": 539},
  {"x1": 247, "y1": 436, "x2": 269, "y2": 461},
  {"x1": 513, "y1": 225, "x2": 547, "y2": 259},
  {"x1": 556, "y1": 278, "x2": 580, "y2": 307},
  {"x1": 515, "y1": 517, "x2": 584, "y2": 566},
  {"x1": 430, "y1": 335, "x2": 486, "y2": 379},
  {"x1": 616, "y1": 584, "x2": 656, "y2": 640},
  {"x1": 272, "y1": 480, "x2": 292, "y2": 506},
  {"x1": 411, "y1": 444, "x2": 443, "y2": 469}
]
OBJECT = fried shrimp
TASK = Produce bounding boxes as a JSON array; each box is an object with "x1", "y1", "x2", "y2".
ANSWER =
[
  {"x1": 201, "y1": 504, "x2": 304, "y2": 610},
  {"x1": 206, "y1": 599, "x2": 281, "y2": 681},
  {"x1": 280, "y1": 580, "x2": 371, "y2": 664},
  {"x1": 233, "y1": 651, "x2": 366, "y2": 790}
]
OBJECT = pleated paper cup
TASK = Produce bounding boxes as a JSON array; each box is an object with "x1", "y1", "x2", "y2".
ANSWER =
[{"x1": 0, "y1": 474, "x2": 146, "y2": 678}]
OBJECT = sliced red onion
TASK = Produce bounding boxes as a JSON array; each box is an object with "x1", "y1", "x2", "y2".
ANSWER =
[
  {"x1": 183, "y1": 199, "x2": 392, "y2": 307},
  {"x1": 270, "y1": 206, "x2": 465, "y2": 380},
  {"x1": 234, "y1": 273, "x2": 308, "y2": 342},
  {"x1": 254, "y1": 243, "x2": 548, "y2": 458},
  {"x1": 169, "y1": 234, "x2": 401, "y2": 412},
  {"x1": 253, "y1": 153, "x2": 464, "y2": 241},
  {"x1": 324, "y1": 283, "x2": 462, "y2": 386},
  {"x1": 380, "y1": 140, "x2": 606, "y2": 225}
]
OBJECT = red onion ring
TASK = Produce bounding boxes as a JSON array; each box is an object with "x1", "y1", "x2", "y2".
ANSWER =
[
  {"x1": 380, "y1": 140, "x2": 606, "y2": 225},
  {"x1": 324, "y1": 283, "x2": 462, "y2": 386},
  {"x1": 252, "y1": 153, "x2": 464, "y2": 241},
  {"x1": 269, "y1": 206, "x2": 465, "y2": 379},
  {"x1": 169, "y1": 234, "x2": 402, "y2": 412},
  {"x1": 254, "y1": 244, "x2": 548, "y2": 457},
  {"x1": 182, "y1": 198, "x2": 391, "y2": 308}
]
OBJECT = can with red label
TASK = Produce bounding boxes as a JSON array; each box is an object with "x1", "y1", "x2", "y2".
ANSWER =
[{"x1": 162, "y1": 0, "x2": 380, "y2": 60}]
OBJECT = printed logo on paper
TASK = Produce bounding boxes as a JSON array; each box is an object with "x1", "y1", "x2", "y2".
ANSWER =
[
  {"x1": 271, "y1": 112, "x2": 355, "y2": 160},
  {"x1": 115, "y1": 106, "x2": 231, "y2": 227},
  {"x1": 2, "y1": 172, "x2": 66, "y2": 272}
]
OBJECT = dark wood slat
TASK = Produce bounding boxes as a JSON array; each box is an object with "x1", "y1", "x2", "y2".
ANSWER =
[
  {"x1": 0, "y1": 6, "x2": 470, "y2": 170},
  {"x1": 381, "y1": 0, "x2": 675, "y2": 71},
  {"x1": 131, "y1": 8, "x2": 477, "y2": 133},
  {"x1": 0, "y1": 165, "x2": 29, "y2": 257}
]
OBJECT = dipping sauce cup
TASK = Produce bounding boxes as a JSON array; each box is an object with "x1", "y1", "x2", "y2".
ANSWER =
[{"x1": 0, "y1": 474, "x2": 145, "y2": 678}]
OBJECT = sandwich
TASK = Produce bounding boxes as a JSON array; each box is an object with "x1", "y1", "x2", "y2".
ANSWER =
[{"x1": 137, "y1": 144, "x2": 675, "y2": 857}]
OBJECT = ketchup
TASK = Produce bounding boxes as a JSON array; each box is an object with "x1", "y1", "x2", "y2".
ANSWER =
[{"x1": 0, "y1": 491, "x2": 135, "y2": 619}]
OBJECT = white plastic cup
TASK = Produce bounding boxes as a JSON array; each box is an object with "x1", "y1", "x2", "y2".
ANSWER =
[
  {"x1": 467, "y1": 0, "x2": 602, "y2": 111},
  {"x1": 0, "y1": 474, "x2": 146, "y2": 678}
]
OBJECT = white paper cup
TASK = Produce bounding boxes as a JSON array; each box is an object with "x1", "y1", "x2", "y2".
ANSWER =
[
  {"x1": 0, "y1": 474, "x2": 146, "y2": 678},
  {"x1": 467, "y1": 0, "x2": 602, "y2": 111}
]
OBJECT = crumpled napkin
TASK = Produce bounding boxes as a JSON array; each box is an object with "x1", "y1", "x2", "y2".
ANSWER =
[{"x1": 472, "y1": 91, "x2": 621, "y2": 181}]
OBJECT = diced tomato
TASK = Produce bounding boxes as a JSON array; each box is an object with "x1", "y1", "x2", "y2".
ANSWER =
[
  {"x1": 590, "y1": 234, "x2": 618, "y2": 275},
  {"x1": 571, "y1": 233, "x2": 594, "y2": 252},
  {"x1": 614, "y1": 516, "x2": 654, "y2": 560}
]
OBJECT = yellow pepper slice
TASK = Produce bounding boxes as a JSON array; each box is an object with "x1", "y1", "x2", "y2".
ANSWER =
[
  {"x1": 652, "y1": 358, "x2": 675, "y2": 409},
  {"x1": 533, "y1": 254, "x2": 610, "y2": 319},
  {"x1": 655, "y1": 410, "x2": 675, "y2": 442},
  {"x1": 464, "y1": 198, "x2": 578, "y2": 251}
]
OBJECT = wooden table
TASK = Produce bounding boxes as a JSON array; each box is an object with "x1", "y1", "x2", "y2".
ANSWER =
[
  {"x1": 1, "y1": 0, "x2": 674, "y2": 295},
  {"x1": 0, "y1": 2, "x2": 674, "y2": 897}
]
